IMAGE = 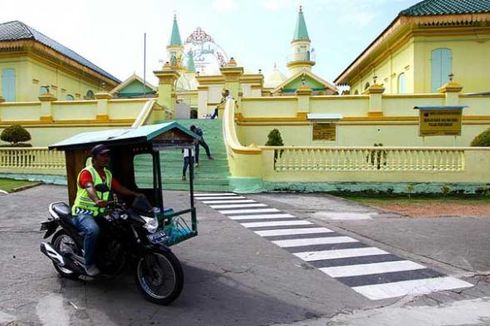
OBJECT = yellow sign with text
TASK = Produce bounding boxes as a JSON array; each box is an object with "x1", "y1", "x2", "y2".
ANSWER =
[{"x1": 419, "y1": 110, "x2": 462, "y2": 136}]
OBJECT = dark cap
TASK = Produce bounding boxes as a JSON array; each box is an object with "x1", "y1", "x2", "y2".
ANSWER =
[{"x1": 90, "y1": 144, "x2": 111, "y2": 157}]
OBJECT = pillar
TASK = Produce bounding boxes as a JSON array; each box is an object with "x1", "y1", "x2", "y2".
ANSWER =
[
  {"x1": 38, "y1": 93, "x2": 57, "y2": 122},
  {"x1": 220, "y1": 57, "x2": 244, "y2": 106},
  {"x1": 365, "y1": 83, "x2": 385, "y2": 117},
  {"x1": 95, "y1": 92, "x2": 112, "y2": 122},
  {"x1": 296, "y1": 84, "x2": 312, "y2": 120},
  {"x1": 438, "y1": 80, "x2": 463, "y2": 106},
  {"x1": 154, "y1": 62, "x2": 180, "y2": 119}
]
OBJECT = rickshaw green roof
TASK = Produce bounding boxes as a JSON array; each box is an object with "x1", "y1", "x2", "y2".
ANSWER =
[{"x1": 49, "y1": 121, "x2": 198, "y2": 150}]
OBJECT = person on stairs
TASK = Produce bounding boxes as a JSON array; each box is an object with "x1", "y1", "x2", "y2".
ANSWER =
[
  {"x1": 182, "y1": 142, "x2": 196, "y2": 181},
  {"x1": 190, "y1": 125, "x2": 213, "y2": 167}
]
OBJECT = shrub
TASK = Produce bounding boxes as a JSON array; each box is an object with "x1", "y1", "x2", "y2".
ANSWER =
[
  {"x1": 471, "y1": 128, "x2": 490, "y2": 147},
  {"x1": 0, "y1": 125, "x2": 31, "y2": 146},
  {"x1": 265, "y1": 129, "x2": 284, "y2": 166},
  {"x1": 265, "y1": 129, "x2": 284, "y2": 146}
]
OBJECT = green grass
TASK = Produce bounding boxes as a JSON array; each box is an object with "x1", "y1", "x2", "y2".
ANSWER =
[
  {"x1": 0, "y1": 178, "x2": 39, "y2": 193},
  {"x1": 338, "y1": 194, "x2": 490, "y2": 206}
]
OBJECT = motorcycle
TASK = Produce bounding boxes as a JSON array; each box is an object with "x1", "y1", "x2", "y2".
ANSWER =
[{"x1": 40, "y1": 188, "x2": 184, "y2": 305}]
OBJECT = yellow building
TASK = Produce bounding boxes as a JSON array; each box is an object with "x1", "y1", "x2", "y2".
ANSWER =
[
  {"x1": 0, "y1": 20, "x2": 119, "y2": 103},
  {"x1": 335, "y1": 0, "x2": 490, "y2": 95}
]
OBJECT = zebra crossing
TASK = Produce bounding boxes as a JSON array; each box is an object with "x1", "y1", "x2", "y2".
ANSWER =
[{"x1": 195, "y1": 192, "x2": 473, "y2": 301}]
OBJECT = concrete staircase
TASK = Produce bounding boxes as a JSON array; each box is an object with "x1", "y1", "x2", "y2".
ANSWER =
[{"x1": 136, "y1": 119, "x2": 230, "y2": 192}]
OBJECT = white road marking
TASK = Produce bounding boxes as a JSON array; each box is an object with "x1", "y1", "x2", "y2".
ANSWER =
[
  {"x1": 352, "y1": 276, "x2": 473, "y2": 300},
  {"x1": 219, "y1": 208, "x2": 280, "y2": 214},
  {"x1": 320, "y1": 260, "x2": 427, "y2": 278},
  {"x1": 273, "y1": 236, "x2": 358, "y2": 248},
  {"x1": 202, "y1": 199, "x2": 256, "y2": 204},
  {"x1": 313, "y1": 211, "x2": 374, "y2": 220},
  {"x1": 197, "y1": 196, "x2": 246, "y2": 200},
  {"x1": 210, "y1": 203, "x2": 267, "y2": 209},
  {"x1": 229, "y1": 214, "x2": 295, "y2": 220},
  {"x1": 242, "y1": 220, "x2": 312, "y2": 228},
  {"x1": 195, "y1": 193, "x2": 237, "y2": 196},
  {"x1": 255, "y1": 227, "x2": 333, "y2": 237},
  {"x1": 294, "y1": 247, "x2": 388, "y2": 262}
]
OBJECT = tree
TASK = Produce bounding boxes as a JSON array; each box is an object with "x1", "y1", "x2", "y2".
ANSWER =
[
  {"x1": 471, "y1": 128, "x2": 490, "y2": 147},
  {"x1": 265, "y1": 129, "x2": 284, "y2": 166},
  {"x1": 0, "y1": 125, "x2": 31, "y2": 146}
]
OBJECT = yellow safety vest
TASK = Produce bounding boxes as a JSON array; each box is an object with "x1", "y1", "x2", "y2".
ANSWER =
[{"x1": 72, "y1": 165, "x2": 112, "y2": 216}]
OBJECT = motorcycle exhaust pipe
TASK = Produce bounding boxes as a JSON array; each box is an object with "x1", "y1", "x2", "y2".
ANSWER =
[{"x1": 40, "y1": 242, "x2": 65, "y2": 267}]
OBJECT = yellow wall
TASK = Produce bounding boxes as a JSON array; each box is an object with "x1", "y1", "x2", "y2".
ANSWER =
[
  {"x1": 351, "y1": 42, "x2": 414, "y2": 95},
  {"x1": 238, "y1": 92, "x2": 490, "y2": 147},
  {"x1": 1, "y1": 55, "x2": 105, "y2": 102},
  {"x1": 413, "y1": 34, "x2": 490, "y2": 93},
  {"x1": 350, "y1": 33, "x2": 490, "y2": 95}
]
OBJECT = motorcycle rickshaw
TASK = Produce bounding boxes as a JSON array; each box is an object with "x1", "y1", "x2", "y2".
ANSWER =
[{"x1": 40, "y1": 122, "x2": 199, "y2": 305}]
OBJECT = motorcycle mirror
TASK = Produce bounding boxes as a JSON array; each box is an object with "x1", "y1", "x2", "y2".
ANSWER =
[{"x1": 94, "y1": 184, "x2": 110, "y2": 193}]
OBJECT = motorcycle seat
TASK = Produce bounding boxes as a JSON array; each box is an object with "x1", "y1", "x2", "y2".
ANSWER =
[{"x1": 52, "y1": 202, "x2": 71, "y2": 218}]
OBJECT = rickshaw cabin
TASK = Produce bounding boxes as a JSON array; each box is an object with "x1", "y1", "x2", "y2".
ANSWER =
[{"x1": 49, "y1": 122, "x2": 198, "y2": 207}]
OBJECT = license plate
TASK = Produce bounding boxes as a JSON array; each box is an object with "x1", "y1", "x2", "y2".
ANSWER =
[{"x1": 147, "y1": 230, "x2": 169, "y2": 244}]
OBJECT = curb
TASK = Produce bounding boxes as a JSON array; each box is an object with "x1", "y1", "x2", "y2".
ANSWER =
[
  {"x1": 0, "y1": 189, "x2": 7, "y2": 195},
  {"x1": 12, "y1": 182, "x2": 43, "y2": 193}
]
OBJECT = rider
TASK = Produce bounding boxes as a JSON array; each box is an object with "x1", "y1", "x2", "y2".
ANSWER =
[{"x1": 71, "y1": 144, "x2": 141, "y2": 276}]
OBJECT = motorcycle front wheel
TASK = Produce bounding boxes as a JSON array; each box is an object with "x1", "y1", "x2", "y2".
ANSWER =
[{"x1": 134, "y1": 249, "x2": 184, "y2": 305}]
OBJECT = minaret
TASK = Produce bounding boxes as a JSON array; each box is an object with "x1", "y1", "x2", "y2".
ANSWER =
[
  {"x1": 167, "y1": 14, "x2": 184, "y2": 69},
  {"x1": 287, "y1": 6, "x2": 315, "y2": 75}
]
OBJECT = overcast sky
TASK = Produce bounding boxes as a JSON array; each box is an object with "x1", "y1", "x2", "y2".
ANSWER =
[{"x1": 1, "y1": 0, "x2": 421, "y2": 84}]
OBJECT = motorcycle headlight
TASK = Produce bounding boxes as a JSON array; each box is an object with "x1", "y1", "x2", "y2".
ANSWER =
[{"x1": 141, "y1": 216, "x2": 159, "y2": 233}]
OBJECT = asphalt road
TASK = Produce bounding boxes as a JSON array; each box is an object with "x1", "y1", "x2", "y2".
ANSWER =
[{"x1": 0, "y1": 186, "x2": 489, "y2": 325}]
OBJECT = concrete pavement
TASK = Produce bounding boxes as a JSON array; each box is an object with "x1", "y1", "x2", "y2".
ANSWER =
[{"x1": 0, "y1": 185, "x2": 489, "y2": 325}]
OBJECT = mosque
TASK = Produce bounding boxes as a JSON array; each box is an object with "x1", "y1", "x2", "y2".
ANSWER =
[{"x1": 0, "y1": 0, "x2": 489, "y2": 193}]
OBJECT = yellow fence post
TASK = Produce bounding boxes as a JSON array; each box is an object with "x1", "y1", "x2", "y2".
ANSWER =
[
  {"x1": 439, "y1": 79, "x2": 463, "y2": 106},
  {"x1": 296, "y1": 84, "x2": 312, "y2": 120},
  {"x1": 365, "y1": 83, "x2": 385, "y2": 117},
  {"x1": 95, "y1": 92, "x2": 112, "y2": 121},
  {"x1": 38, "y1": 93, "x2": 57, "y2": 122}
]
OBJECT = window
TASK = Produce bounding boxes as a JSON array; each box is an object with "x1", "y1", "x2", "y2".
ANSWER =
[
  {"x1": 364, "y1": 82, "x2": 370, "y2": 90},
  {"x1": 397, "y1": 73, "x2": 406, "y2": 94},
  {"x1": 431, "y1": 48, "x2": 452, "y2": 92},
  {"x1": 85, "y1": 90, "x2": 95, "y2": 99},
  {"x1": 65, "y1": 94, "x2": 74, "y2": 100},
  {"x1": 2, "y1": 69, "x2": 16, "y2": 101},
  {"x1": 39, "y1": 86, "x2": 49, "y2": 95},
  {"x1": 354, "y1": 90, "x2": 359, "y2": 95}
]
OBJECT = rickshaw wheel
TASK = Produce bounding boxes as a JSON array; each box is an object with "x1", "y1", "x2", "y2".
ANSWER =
[{"x1": 134, "y1": 249, "x2": 184, "y2": 305}]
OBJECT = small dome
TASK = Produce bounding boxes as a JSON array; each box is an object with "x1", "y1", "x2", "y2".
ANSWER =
[{"x1": 264, "y1": 66, "x2": 287, "y2": 88}]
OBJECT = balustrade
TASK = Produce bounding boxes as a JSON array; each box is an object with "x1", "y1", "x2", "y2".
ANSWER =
[
  {"x1": 0, "y1": 147, "x2": 65, "y2": 173},
  {"x1": 271, "y1": 147, "x2": 465, "y2": 172}
]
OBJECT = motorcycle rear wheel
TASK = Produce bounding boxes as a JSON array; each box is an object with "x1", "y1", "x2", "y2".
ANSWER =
[
  {"x1": 134, "y1": 249, "x2": 183, "y2": 305},
  {"x1": 51, "y1": 230, "x2": 81, "y2": 280}
]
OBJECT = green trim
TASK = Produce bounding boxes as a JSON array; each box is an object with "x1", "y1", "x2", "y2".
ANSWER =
[
  {"x1": 262, "y1": 181, "x2": 490, "y2": 195},
  {"x1": 228, "y1": 177, "x2": 264, "y2": 193}
]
